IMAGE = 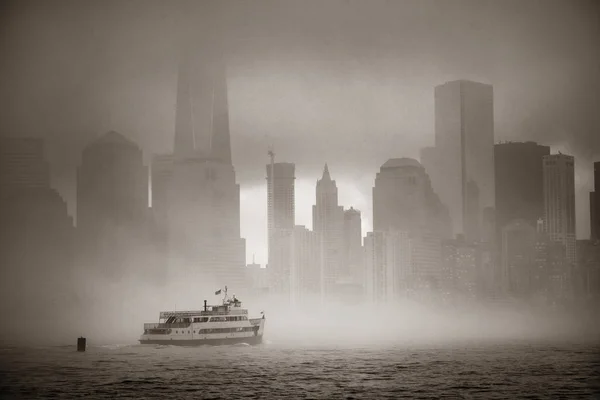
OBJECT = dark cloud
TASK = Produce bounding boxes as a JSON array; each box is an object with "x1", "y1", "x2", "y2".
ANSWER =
[{"x1": 0, "y1": 0, "x2": 598, "y2": 246}]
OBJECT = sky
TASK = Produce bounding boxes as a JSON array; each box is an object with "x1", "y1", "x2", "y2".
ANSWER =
[{"x1": 0, "y1": 0, "x2": 599, "y2": 265}]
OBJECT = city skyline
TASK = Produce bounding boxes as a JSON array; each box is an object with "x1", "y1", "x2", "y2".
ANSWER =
[
  {"x1": 1, "y1": 3, "x2": 599, "y2": 397},
  {"x1": 1, "y1": 0, "x2": 598, "y2": 267}
]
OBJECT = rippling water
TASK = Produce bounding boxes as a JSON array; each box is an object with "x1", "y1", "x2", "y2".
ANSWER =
[{"x1": 1, "y1": 339, "x2": 599, "y2": 399}]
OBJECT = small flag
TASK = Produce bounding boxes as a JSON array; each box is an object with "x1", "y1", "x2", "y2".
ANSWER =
[{"x1": 215, "y1": 289, "x2": 222, "y2": 295}]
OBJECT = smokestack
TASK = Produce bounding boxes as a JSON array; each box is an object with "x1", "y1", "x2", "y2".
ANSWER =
[{"x1": 204, "y1": 300, "x2": 207, "y2": 311}]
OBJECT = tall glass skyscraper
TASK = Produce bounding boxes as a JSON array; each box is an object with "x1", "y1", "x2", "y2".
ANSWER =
[{"x1": 430, "y1": 80, "x2": 495, "y2": 242}]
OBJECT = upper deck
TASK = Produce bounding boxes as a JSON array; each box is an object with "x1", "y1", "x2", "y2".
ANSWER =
[{"x1": 158, "y1": 300, "x2": 247, "y2": 319}]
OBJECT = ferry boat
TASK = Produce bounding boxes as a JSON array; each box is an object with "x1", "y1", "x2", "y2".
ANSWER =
[{"x1": 139, "y1": 287, "x2": 265, "y2": 346}]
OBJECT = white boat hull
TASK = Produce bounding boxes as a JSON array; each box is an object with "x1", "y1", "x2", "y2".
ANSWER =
[{"x1": 139, "y1": 334, "x2": 263, "y2": 346}]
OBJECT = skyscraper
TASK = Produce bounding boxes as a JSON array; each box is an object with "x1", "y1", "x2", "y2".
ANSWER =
[
  {"x1": 501, "y1": 219, "x2": 536, "y2": 298},
  {"x1": 432, "y1": 80, "x2": 495, "y2": 242},
  {"x1": 373, "y1": 158, "x2": 450, "y2": 238},
  {"x1": 590, "y1": 161, "x2": 600, "y2": 241},
  {"x1": 162, "y1": 54, "x2": 246, "y2": 292},
  {"x1": 0, "y1": 137, "x2": 50, "y2": 201},
  {"x1": 313, "y1": 164, "x2": 344, "y2": 298},
  {"x1": 543, "y1": 153, "x2": 576, "y2": 265},
  {"x1": 495, "y1": 142, "x2": 550, "y2": 233},
  {"x1": 290, "y1": 225, "x2": 320, "y2": 305},
  {"x1": 364, "y1": 230, "x2": 411, "y2": 303},
  {"x1": 76, "y1": 131, "x2": 149, "y2": 278},
  {"x1": 343, "y1": 207, "x2": 363, "y2": 284},
  {"x1": 0, "y1": 138, "x2": 74, "y2": 330},
  {"x1": 266, "y1": 162, "x2": 295, "y2": 296},
  {"x1": 266, "y1": 162, "x2": 296, "y2": 248}
]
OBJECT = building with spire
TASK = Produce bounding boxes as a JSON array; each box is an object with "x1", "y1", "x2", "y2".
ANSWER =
[
  {"x1": 313, "y1": 164, "x2": 344, "y2": 300},
  {"x1": 151, "y1": 53, "x2": 246, "y2": 294}
]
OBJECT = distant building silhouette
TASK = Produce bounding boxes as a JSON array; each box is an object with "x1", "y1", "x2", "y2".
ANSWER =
[
  {"x1": 441, "y1": 235, "x2": 494, "y2": 303},
  {"x1": 313, "y1": 164, "x2": 344, "y2": 299},
  {"x1": 368, "y1": 158, "x2": 451, "y2": 301},
  {"x1": 501, "y1": 219, "x2": 537, "y2": 299},
  {"x1": 576, "y1": 240, "x2": 600, "y2": 300},
  {"x1": 373, "y1": 158, "x2": 450, "y2": 238},
  {"x1": 0, "y1": 138, "x2": 74, "y2": 319},
  {"x1": 543, "y1": 154, "x2": 577, "y2": 264},
  {"x1": 343, "y1": 207, "x2": 363, "y2": 286},
  {"x1": 266, "y1": 162, "x2": 295, "y2": 296},
  {"x1": 158, "y1": 54, "x2": 246, "y2": 290},
  {"x1": 150, "y1": 153, "x2": 174, "y2": 263},
  {"x1": 290, "y1": 225, "x2": 320, "y2": 305},
  {"x1": 495, "y1": 142, "x2": 550, "y2": 234},
  {"x1": 427, "y1": 80, "x2": 495, "y2": 242},
  {"x1": 0, "y1": 138, "x2": 50, "y2": 201},
  {"x1": 364, "y1": 230, "x2": 411, "y2": 303},
  {"x1": 590, "y1": 161, "x2": 600, "y2": 241},
  {"x1": 534, "y1": 224, "x2": 570, "y2": 304},
  {"x1": 246, "y1": 260, "x2": 268, "y2": 295},
  {"x1": 76, "y1": 131, "x2": 150, "y2": 279}
]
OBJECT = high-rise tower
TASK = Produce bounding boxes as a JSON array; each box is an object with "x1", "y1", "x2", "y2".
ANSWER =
[
  {"x1": 431, "y1": 80, "x2": 495, "y2": 242},
  {"x1": 591, "y1": 161, "x2": 600, "y2": 241},
  {"x1": 266, "y1": 161, "x2": 296, "y2": 296},
  {"x1": 543, "y1": 153, "x2": 576, "y2": 264},
  {"x1": 173, "y1": 56, "x2": 231, "y2": 164},
  {"x1": 313, "y1": 164, "x2": 344, "y2": 298},
  {"x1": 157, "y1": 53, "x2": 246, "y2": 295},
  {"x1": 77, "y1": 131, "x2": 149, "y2": 279},
  {"x1": 495, "y1": 142, "x2": 550, "y2": 232}
]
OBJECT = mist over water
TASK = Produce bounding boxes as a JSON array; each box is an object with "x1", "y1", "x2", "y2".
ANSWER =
[{"x1": 1, "y1": 267, "x2": 597, "y2": 348}]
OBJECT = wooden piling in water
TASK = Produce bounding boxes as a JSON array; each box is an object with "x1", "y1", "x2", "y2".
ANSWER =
[{"x1": 77, "y1": 337, "x2": 86, "y2": 352}]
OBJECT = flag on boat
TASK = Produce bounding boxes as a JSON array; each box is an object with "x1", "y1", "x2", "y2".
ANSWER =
[{"x1": 215, "y1": 289, "x2": 222, "y2": 295}]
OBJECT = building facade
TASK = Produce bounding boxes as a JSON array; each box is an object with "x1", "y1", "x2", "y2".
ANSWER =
[
  {"x1": 76, "y1": 131, "x2": 149, "y2": 279},
  {"x1": 152, "y1": 53, "x2": 247, "y2": 293},
  {"x1": 343, "y1": 207, "x2": 363, "y2": 285},
  {"x1": 543, "y1": 154, "x2": 577, "y2": 264},
  {"x1": 495, "y1": 142, "x2": 550, "y2": 234},
  {"x1": 590, "y1": 161, "x2": 600, "y2": 241},
  {"x1": 266, "y1": 162, "x2": 296, "y2": 296},
  {"x1": 312, "y1": 164, "x2": 344, "y2": 298},
  {"x1": 431, "y1": 80, "x2": 495, "y2": 242},
  {"x1": 373, "y1": 158, "x2": 450, "y2": 239}
]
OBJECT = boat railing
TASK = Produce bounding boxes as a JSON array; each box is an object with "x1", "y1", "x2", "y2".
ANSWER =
[
  {"x1": 200, "y1": 310, "x2": 248, "y2": 316},
  {"x1": 144, "y1": 322, "x2": 190, "y2": 329}
]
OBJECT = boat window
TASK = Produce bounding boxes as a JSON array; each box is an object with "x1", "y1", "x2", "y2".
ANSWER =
[
  {"x1": 199, "y1": 327, "x2": 255, "y2": 334},
  {"x1": 210, "y1": 317, "x2": 227, "y2": 322},
  {"x1": 193, "y1": 317, "x2": 209, "y2": 323}
]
